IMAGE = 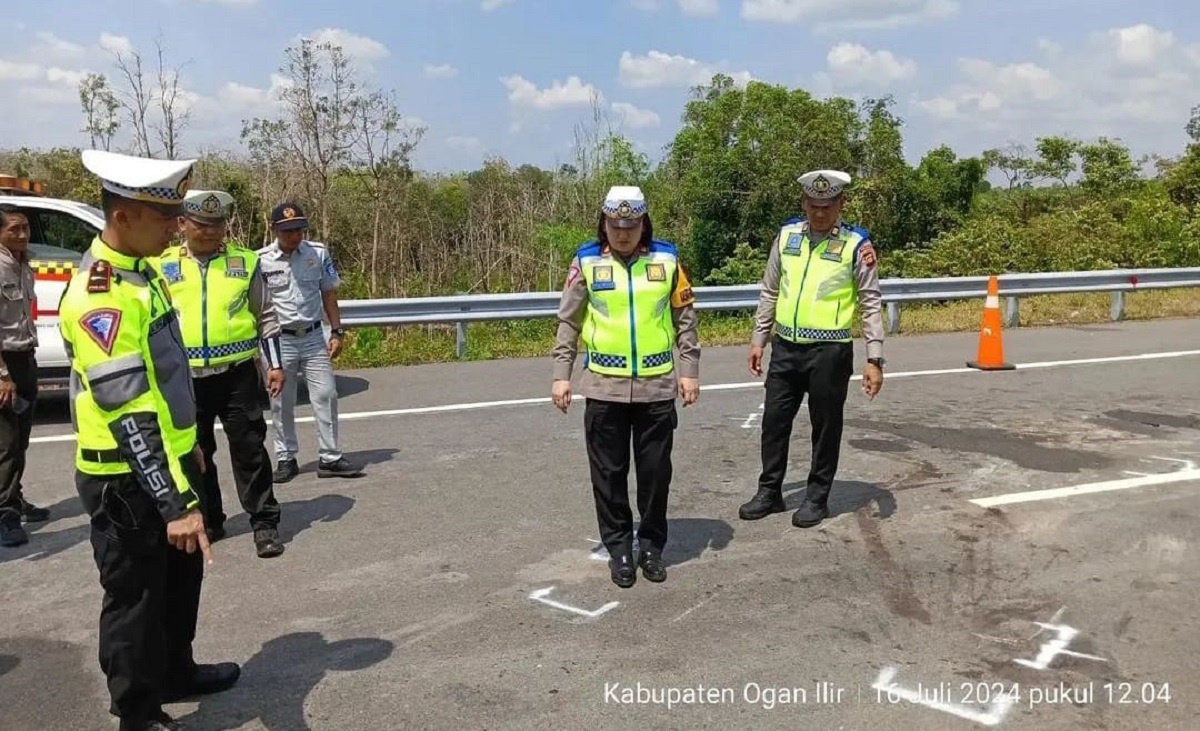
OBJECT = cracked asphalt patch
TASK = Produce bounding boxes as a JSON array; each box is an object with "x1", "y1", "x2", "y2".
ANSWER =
[{"x1": 2, "y1": 319, "x2": 1199, "y2": 730}]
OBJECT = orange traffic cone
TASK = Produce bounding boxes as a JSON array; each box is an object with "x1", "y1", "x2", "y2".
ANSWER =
[{"x1": 966, "y1": 275, "x2": 1015, "y2": 370}]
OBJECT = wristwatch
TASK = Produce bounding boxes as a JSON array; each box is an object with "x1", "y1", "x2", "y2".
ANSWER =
[
  {"x1": 331, "y1": 327, "x2": 345, "y2": 337},
  {"x1": 867, "y1": 357, "x2": 885, "y2": 369}
]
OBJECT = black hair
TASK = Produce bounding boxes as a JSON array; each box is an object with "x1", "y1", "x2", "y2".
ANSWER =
[
  {"x1": 0, "y1": 204, "x2": 28, "y2": 229},
  {"x1": 596, "y1": 211, "x2": 653, "y2": 249}
]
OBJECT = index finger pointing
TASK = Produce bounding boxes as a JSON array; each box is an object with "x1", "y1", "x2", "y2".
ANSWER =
[{"x1": 198, "y1": 530, "x2": 214, "y2": 565}]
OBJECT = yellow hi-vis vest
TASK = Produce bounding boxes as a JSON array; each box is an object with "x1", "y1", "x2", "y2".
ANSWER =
[
  {"x1": 155, "y1": 244, "x2": 260, "y2": 368},
  {"x1": 774, "y1": 220, "x2": 866, "y2": 344},
  {"x1": 58, "y1": 237, "x2": 201, "y2": 521},
  {"x1": 578, "y1": 239, "x2": 679, "y2": 378}
]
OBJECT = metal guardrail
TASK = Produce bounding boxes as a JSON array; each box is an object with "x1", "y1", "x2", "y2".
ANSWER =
[{"x1": 339, "y1": 268, "x2": 1200, "y2": 357}]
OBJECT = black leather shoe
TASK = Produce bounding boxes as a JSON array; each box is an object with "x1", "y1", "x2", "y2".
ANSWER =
[
  {"x1": 318, "y1": 457, "x2": 364, "y2": 478},
  {"x1": 20, "y1": 499, "x2": 49, "y2": 523},
  {"x1": 792, "y1": 499, "x2": 829, "y2": 528},
  {"x1": 609, "y1": 554, "x2": 637, "y2": 588},
  {"x1": 162, "y1": 661, "x2": 241, "y2": 702},
  {"x1": 738, "y1": 488, "x2": 786, "y2": 520},
  {"x1": 638, "y1": 550, "x2": 667, "y2": 582},
  {"x1": 254, "y1": 528, "x2": 285, "y2": 558},
  {"x1": 0, "y1": 521, "x2": 28, "y2": 547},
  {"x1": 273, "y1": 459, "x2": 299, "y2": 484}
]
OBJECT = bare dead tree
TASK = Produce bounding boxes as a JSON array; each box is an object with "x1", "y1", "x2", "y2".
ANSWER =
[
  {"x1": 111, "y1": 47, "x2": 153, "y2": 156},
  {"x1": 153, "y1": 36, "x2": 192, "y2": 158}
]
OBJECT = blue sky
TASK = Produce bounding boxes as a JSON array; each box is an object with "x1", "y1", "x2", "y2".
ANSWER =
[{"x1": 1, "y1": 0, "x2": 1197, "y2": 174}]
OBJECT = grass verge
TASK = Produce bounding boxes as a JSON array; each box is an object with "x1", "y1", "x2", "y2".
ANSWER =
[{"x1": 336, "y1": 288, "x2": 1200, "y2": 369}]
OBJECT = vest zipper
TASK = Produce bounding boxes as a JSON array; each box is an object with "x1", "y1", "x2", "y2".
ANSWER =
[
  {"x1": 200, "y1": 260, "x2": 210, "y2": 366},
  {"x1": 792, "y1": 236, "x2": 815, "y2": 336},
  {"x1": 627, "y1": 262, "x2": 638, "y2": 378}
]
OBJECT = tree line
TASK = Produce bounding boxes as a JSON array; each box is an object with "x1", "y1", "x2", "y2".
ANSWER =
[{"x1": 3, "y1": 37, "x2": 1200, "y2": 299}]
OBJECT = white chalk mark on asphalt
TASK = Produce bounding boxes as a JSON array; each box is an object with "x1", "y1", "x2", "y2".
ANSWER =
[
  {"x1": 741, "y1": 403, "x2": 763, "y2": 429},
  {"x1": 969, "y1": 468, "x2": 1200, "y2": 507},
  {"x1": 672, "y1": 592, "x2": 720, "y2": 623},
  {"x1": 1015, "y1": 615, "x2": 1108, "y2": 670},
  {"x1": 529, "y1": 587, "x2": 619, "y2": 619},
  {"x1": 872, "y1": 666, "x2": 1014, "y2": 727},
  {"x1": 29, "y1": 348, "x2": 1200, "y2": 445}
]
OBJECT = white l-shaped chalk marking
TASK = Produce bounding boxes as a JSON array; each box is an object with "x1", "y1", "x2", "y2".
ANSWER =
[
  {"x1": 873, "y1": 666, "x2": 1015, "y2": 727},
  {"x1": 529, "y1": 587, "x2": 619, "y2": 619}
]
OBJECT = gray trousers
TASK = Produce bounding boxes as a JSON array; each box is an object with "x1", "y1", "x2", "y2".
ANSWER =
[{"x1": 270, "y1": 328, "x2": 342, "y2": 463}]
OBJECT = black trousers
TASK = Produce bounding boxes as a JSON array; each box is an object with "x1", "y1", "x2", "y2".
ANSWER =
[
  {"x1": 0, "y1": 350, "x2": 36, "y2": 526},
  {"x1": 757, "y1": 338, "x2": 854, "y2": 505},
  {"x1": 76, "y1": 471, "x2": 205, "y2": 722},
  {"x1": 584, "y1": 398, "x2": 677, "y2": 558},
  {"x1": 195, "y1": 359, "x2": 280, "y2": 532}
]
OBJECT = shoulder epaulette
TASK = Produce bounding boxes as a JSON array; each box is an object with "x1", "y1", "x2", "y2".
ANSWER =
[
  {"x1": 783, "y1": 217, "x2": 804, "y2": 226},
  {"x1": 576, "y1": 240, "x2": 603, "y2": 257},
  {"x1": 648, "y1": 239, "x2": 678, "y2": 255},
  {"x1": 86, "y1": 260, "x2": 112, "y2": 293}
]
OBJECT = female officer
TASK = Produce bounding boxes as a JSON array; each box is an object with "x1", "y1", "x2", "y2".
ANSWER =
[{"x1": 550, "y1": 185, "x2": 700, "y2": 588}]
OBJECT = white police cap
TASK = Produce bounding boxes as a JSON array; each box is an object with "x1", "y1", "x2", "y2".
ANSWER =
[
  {"x1": 798, "y1": 169, "x2": 851, "y2": 202},
  {"x1": 183, "y1": 190, "x2": 234, "y2": 223},
  {"x1": 602, "y1": 185, "x2": 648, "y2": 229},
  {"x1": 81, "y1": 149, "x2": 196, "y2": 212}
]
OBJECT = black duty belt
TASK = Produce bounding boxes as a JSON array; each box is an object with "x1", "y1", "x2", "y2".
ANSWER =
[
  {"x1": 81, "y1": 448, "x2": 124, "y2": 464},
  {"x1": 281, "y1": 322, "x2": 319, "y2": 336}
]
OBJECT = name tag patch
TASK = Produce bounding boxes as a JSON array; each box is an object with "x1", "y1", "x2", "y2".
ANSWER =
[
  {"x1": 160, "y1": 261, "x2": 183, "y2": 283},
  {"x1": 783, "y1": 233, "x2": 803, "y2": 255},
  {"x1": 591, "y1": 265, "x2": 615, "y2": 291},
  {"x1": 265, "y1": 269, "x2": 288, "y2": 287},
  {"x1": 821, "y1": 239, "x2": 845, "y2": 262},
  {"x1": 225, "y1": 256, "x2": 247, "y2": 278},
  {"x1": 645, "y1": 263, "x2": 666, "y2": 282}
]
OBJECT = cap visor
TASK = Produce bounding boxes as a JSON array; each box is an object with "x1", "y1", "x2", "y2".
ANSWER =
[
  {"x1": 185, "y1": 213, "x2": 226, "y2": 225},
  {"x1": 273, "y1": 218, "x2": 308, "y2": 231},
  {"x1": 606, "y1": 217, "x2": 641, "y2": 229},
  {"x1": 804, "y1": 197, "x2": 839, "y2": 207}
]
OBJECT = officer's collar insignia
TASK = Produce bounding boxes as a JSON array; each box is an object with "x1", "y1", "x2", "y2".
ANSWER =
[
  {"x1": 80, "y1": 308, "x2": 122, "y2": 355},
  {"x1": 830, "y1": 225, "x2": 840, "y2": 237},
  {"x1": 86, "y1": 260, "x2": 112, "y2": 293}
]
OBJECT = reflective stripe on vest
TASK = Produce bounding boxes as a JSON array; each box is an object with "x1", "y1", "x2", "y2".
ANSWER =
[
  {"x1": 156, "y1": 245, "x2": 260, "y2": 368},
  {"x1": 774, "y1": 222, "x2": 862, "y2": 344},
  {"x1": 579, "y1": 245, "x2": 678, "y2": 378}
]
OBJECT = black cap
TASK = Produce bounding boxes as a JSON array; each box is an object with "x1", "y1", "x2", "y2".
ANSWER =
[{"x1": 270, "y1": 202, "x2": 308, "y2": 231}]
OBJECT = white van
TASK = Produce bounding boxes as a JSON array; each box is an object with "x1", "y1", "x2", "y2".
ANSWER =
[{"x1": 0, "y1": 177, "x2": 105, "y2": 389}]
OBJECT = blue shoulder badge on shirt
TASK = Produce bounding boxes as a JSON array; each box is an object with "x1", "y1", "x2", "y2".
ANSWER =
[{"x1": 160, "y1": 261, "x2": 183, "y2": 283}]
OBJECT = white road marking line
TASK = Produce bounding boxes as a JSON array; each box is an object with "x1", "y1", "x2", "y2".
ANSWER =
[
  {"x1": 29, "y1": 348, "x2": 1200, "y2": 445},
  {"x1": 529, "y1": 586, "x2": 619, "y2": 619},
  {"x1": 969, "y1": 469, "x2": 1200, "y2": 508}
]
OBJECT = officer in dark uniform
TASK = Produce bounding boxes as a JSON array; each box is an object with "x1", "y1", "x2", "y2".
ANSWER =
[
  {"x1": 60, "y1": 150, "x2": 240, "y2": 731},
  {"x1": 552, "y1": 185, "x2": 701, "y2": 588},
  {"x1": 739, "y1": 170, "x2": 885, "y2": 528}
]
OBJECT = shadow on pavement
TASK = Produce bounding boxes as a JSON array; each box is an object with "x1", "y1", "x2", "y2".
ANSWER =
[
  {"x1": 0, "y1": 494, "x2": 90, "y2": 564},
  {"x1": 662, "y1": 517, "x2": 734, "y2": 567},
  {"x1": 782, "y1": 479, "x2": 896, "y2": 519},
  {"x1": 297, "y1": 447, "x2": 399, "y2": 476},
  {"x1": 219, "y1": 493, "x2": 356, "y2": 545},
  {"x1": 177, "y1": 632, "x2": 395, "y2": 731},
  {"x1": 0, "y1": 636, "x2": 110, "y2": 731}
]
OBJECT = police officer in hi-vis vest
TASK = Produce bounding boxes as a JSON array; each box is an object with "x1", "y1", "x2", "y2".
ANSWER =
[
  {"x1": 60, "y1": 150, "x2": 240, "y2": 731},
  {"x1": 156, "y1": 189, "x2": 286, "y2": 559},
  {"x1": 552, "y1": 185, "x2": 701, "y2": 588},
  {"x1": 738, "y1": 170, "x2": 885, "y2": 529}
]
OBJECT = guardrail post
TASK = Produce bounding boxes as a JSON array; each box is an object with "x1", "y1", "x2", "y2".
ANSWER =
[
  {"x1": 1111, "y1": 291, "x2": 1126, "y2": 322},
  {"x1": 456, "y1": 291, "x2": 468, "y2": 359},
  {"x1": 1004, "y1": 296, "x2": 1019, "y2": 328},
  {"x1": 886, "y1": 302, "x2": 900, "y2": 334}
]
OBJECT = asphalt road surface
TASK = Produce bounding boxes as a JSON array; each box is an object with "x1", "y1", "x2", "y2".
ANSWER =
[{"x1": 2, "y1": 319, "x2": 1199, "y2": 730}]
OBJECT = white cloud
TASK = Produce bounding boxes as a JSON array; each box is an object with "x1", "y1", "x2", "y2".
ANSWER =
[
  {"x1": 501, "y1": 74, "x2": 600, "y2": 110},
  {"x1": 678, "y1": 0, "x2": 719, "y2": 16},
  {"x1": 30, "y1": 32, "x2": 87, "y2": 62},
  {"x1": 304, "y1": 28, "x2": 389, "y2": 63},
  {"x1": 1107, "y1": 24, "x2": 1174, "y2": 67},
  {"x1": 99, "y1": 33, "x2": 134, "y2": 56},
  {"x1": 618, "y1": 50, "x2": 752, "y2": 89},
  {"x1": 741, "y1": 0, "x2": 957, "y2": 31},
  {"x1": 825, "y1": 42, "x2": 917, "y2": 86},
  {"x1": 445, "y1": 136, "x2": 483, "y2": 150},
  {"x1": 913, "y1": 22, "x2": 1200, "y2": 147},
  {"x1": 612, "y1": 102, "x2": 661, "y2": 129},
  {"x1": 482, "y1": 0, "x2": 514, "y2": 9},
  {"x1": 0, "y1": 59, "x2": 42, "y2": 81},
  {"x1": 424, "y1": 63, "x2": 459, "y2": 79}
]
